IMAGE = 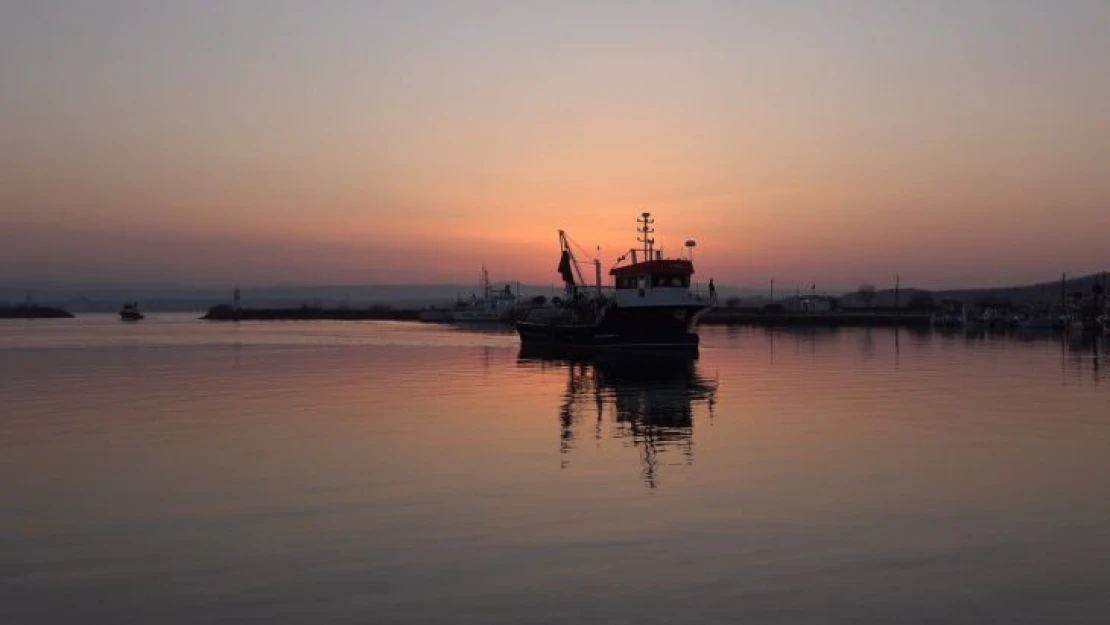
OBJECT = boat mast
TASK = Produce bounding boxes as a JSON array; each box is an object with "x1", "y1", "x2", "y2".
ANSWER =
[
  {"x1": 638, "y1": 212, "x2": 655, "y2": 261},
  {"x1": 558, "y1": 230, "x2": 584, "y2": 299}
]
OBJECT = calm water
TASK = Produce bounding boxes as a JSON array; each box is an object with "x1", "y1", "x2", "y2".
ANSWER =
[{"x1": 3, "y1": 314, "x2": 1110, "y2": 624}]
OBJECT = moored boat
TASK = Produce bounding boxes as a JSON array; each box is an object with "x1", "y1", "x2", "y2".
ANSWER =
[
  {"x1": 420, "y1": 267, "x2": 524, "y2": 323},
  {"x1": 516, "y1": 213, "x2": 711, "y2": 352},
  {"x1": 450, "y1": 270, "x2": 519, "y2": 323},
  {"x1": 119, "y1": 301, "x2": 144, "y2": 321}
]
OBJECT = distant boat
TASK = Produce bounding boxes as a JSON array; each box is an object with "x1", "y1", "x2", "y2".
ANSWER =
[
  {"x1": 119, "y1": 302, "x2": 144, "y2": 321},
  {"x1": 417, "y1": 267, "x2": 522, "y2": 323},
  {"x1": 449, "y1": 267, "x2": 521, "y2": 323}
]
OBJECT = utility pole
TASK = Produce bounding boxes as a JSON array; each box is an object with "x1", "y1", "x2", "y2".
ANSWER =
[
  {"x1": 594, "y1": 259, "x2": 602, "y2": 298},
  {"x1": 770, "y1": 279, "x2": 774, "y2": 304}
]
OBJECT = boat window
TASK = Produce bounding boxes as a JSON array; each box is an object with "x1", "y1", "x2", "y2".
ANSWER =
[
  {"x1": 651, "y1": 274, "x2": 689, "y2": 287},
  {"x1": 615, "y1": 277, "x2": 638, "y2": 289}
]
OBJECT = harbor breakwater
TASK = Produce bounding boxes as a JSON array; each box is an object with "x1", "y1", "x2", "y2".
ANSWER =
[
  {"x1": 0, "y1": 305, "x2": 75, "y2": 319},
  {"x1": 700, "y1": 309, "x2": 933, "y2": 327},
  {"x1": 202, "y1": 305, "x2": 932, "y2": 327},
  {"x1": 201, "y1": 305, "x2": 420, "y2": 321}
]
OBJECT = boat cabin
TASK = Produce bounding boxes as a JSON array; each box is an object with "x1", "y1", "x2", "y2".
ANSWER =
[
  {"x1": 602, "y1": 213, "x2": 706, "y2": 308},
  {"x1": 552, "y1": 212, "x2": 708, "y2": 309},
  {"x1": 610, "y1": 258, "x2": 701, "y2": 307}
]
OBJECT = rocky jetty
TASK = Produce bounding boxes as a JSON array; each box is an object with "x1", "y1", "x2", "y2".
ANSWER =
[
  {"x1": 201, "y1": 305, "x2": 419, "y2": 321},
  {"x1": 0, "y1": 305, "x2": 75, "y2": 319}
]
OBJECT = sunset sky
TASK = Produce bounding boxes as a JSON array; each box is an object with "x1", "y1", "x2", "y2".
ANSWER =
[{"x1": 1, "y1": 1, "x2": 1108, "y2": 289}]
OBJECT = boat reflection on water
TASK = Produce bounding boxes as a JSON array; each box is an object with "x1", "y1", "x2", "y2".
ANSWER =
[{"x1": 517, "y1": 346, "x2": 718, "y2": 488}]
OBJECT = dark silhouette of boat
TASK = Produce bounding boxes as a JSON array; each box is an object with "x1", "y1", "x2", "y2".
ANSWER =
[
  {"x1": 517, "y1": 213, "x2": 712, "y2": 352},
  {"x1": 119, "y1": 302, "x2": 144, "y2": 321}
]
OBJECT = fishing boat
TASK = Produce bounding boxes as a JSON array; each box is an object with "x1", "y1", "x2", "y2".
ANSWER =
[
  {"x1": 419, "y1": 267, "x2": 522, "y2": 323},
  {"x1": 450, "y1": 268, "x2": 520, "y2": 323},
  {"x1": 516, "y1": 213, "x2": 712, "y2": 352},
  {"x1": 119, "y1": 301, "x2": 144, "y2": 321}
]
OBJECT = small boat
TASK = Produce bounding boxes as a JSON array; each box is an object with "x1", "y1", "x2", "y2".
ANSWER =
[
  {"x1": 420, "y1": 268, "x2": 523, "y2": 323},
  {"x1": 516, "y1": 213, "x2": 711, "y2": 352},
  {"x1": 449, "y1": 268, "x2": 521, "y2": 323},
  {"x1": 119, "y1": 301, "x2": 144, "y2": 321}
]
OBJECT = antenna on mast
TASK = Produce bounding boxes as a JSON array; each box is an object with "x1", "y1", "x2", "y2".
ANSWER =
[{"x1": 638, "y1": 212, "x2": 655, "y2": 259}]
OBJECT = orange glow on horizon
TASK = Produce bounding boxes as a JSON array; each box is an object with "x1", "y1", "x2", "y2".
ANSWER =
[{"x1": 1, "y1": 2, "x2": 1107, "y2": 288}]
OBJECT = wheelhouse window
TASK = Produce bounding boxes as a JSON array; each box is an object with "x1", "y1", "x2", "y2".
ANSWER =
[
  {"x1": 615, "y1": 276, "x2": 639, "y2": 289},
  {"x1": 617, "y1": 274, "x2": 689, "y2": 289},
  {"x1": 651, "y1": 274, "x2": 689, "y2": 288}
]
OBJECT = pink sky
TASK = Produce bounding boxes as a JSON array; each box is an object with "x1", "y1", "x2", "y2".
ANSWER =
[{"x1": 1, "y1": 1, "x2": 1108, "y2": 289}]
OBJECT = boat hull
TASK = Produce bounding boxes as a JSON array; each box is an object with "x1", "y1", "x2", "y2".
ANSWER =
[
  {"x1": 450, "y1": 310, "x2": 507, "y2": 323},
  {"x1": 517, "y1": 304, "x2": 706, "y2": 352},
  {"x1": 517, "y1": 324, "x2": 699, "y2": 351}
]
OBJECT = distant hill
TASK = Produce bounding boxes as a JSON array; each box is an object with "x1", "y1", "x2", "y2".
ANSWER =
[
  {"x1": 0, "y1": 280, "x2": 773, "y2": 313},
  {"x1": 2, "y1": 273, "x2": 1104, "y2": 312},
  {"x1": 838, "y1": 272, "x2": 1108, "y2": 308},
  {"x1": 0, "y1": 283, "x2": 530, "y2": 313}
]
